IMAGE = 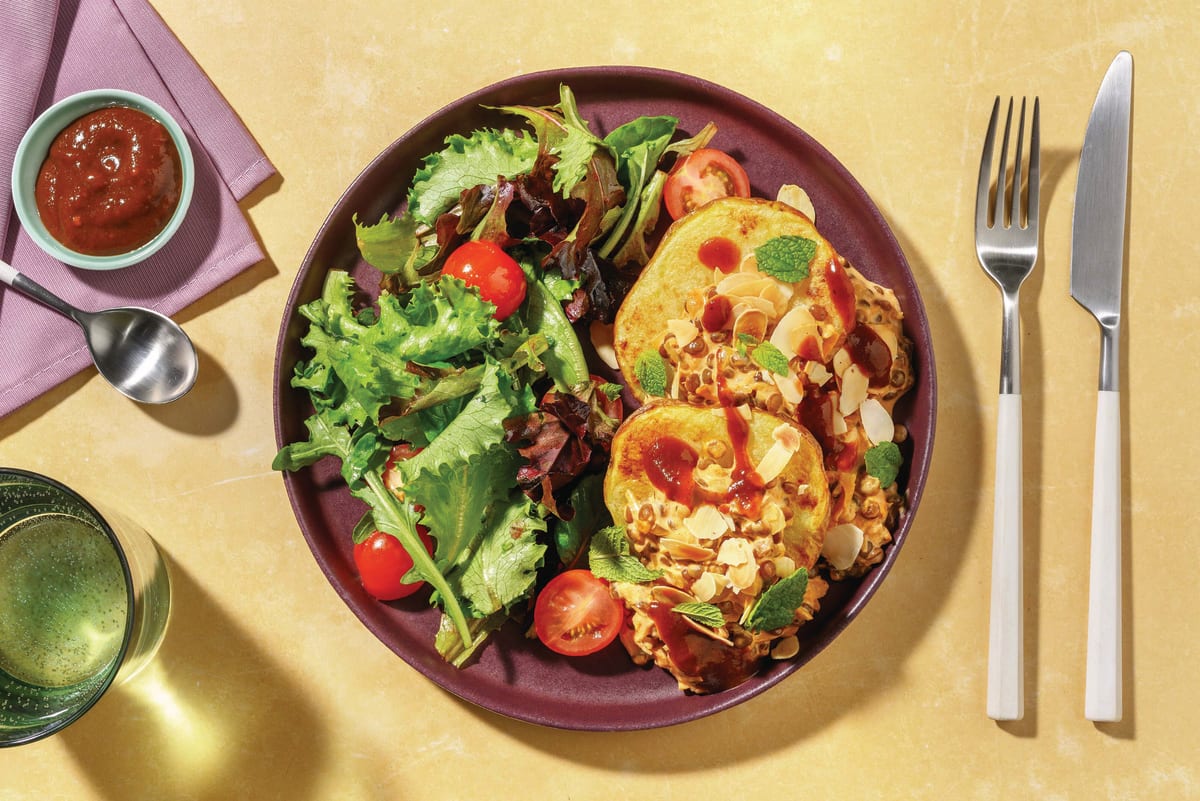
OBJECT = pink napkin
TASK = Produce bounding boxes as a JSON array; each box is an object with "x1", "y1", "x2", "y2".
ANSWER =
[{"x1": 0, "y1": 0, "x2": 274, "y2": 417}]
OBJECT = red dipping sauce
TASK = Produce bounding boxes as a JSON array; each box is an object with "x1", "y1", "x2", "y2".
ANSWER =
[{"x1": 34, "y1": 105, "x2": 182, "y2": 257}]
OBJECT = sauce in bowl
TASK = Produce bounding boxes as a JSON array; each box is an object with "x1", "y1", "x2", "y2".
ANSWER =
[{"x1": 34, "y1": 105, "x2": 183, "y2": 257}]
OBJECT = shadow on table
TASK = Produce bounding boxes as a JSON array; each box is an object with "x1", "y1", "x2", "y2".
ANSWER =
[
  {"x1": 456, "y1": 210, "x2": 986, "y2": 768},
  {"x1": 62, "y1": 556, "x2": 328, "y2": 801}
]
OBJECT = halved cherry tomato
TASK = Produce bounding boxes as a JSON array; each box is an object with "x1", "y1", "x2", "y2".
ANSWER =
[
  {"x1": 441, "y1": 240, "x2": 527, "y2": 319},
  {"x1": 353, "y1": 527, "x2": 435, "y2": 601},
  {"x1": 533, "y1": 569, "x2": 623, "y2": 656},
  {"x1": 663, "y1": 148, "x2": 752, "y2": 220}
]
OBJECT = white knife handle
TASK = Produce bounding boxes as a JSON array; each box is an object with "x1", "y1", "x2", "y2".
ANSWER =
[
  {"x1": 1086, "y1": 389, "x2": 1122, "y2": 722},
  {"x1": 987, "y1": 393, "x2": 1023, "y2": 720}
]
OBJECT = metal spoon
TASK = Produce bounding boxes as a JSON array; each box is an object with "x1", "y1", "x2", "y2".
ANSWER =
[{"x1": 0, "y1": 259, "x2": 198, "y2": 404}]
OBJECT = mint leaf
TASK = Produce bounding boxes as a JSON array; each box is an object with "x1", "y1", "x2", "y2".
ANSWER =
[
  {"x1": 865, "y1": 441, "x2": 902, "y2": 487},
  {"x1": 588, "y1": 525, "x2": 662, "y2": 583},
  {"x1": 745, "y1": 567, "x2": 809, "y2": 631},
  {"x1": 408, "y1": 128, "x2": 538, "y2": 225},
  {"x1": 755, "y1": 235, "x2": 817, "y2": 282},
  {"x1": 673, "y1": 602, "x2": 725, "y2": 628},
  {"x1": 751, "y1": 341, "x2": 790, "y2": 376},
  {"x1": 634, "y1": 349, "x2": 668, "y2": 396}
]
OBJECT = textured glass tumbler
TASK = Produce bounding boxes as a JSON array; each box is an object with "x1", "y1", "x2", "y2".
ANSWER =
[{"x1": 0, "y1": 468, "x2": 171, "y2": 747}]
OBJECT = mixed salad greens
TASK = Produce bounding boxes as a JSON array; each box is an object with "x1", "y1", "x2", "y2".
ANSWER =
[{"x1": 274, "y1": 86, "x2": 719, "y2": 665}]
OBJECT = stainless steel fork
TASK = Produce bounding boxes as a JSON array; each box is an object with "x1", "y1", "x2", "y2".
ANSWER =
[{"x1": 975, "y1": 96, "x2": 1040, "y2": 721}]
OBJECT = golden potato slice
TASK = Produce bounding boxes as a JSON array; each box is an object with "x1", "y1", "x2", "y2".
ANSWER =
[
  {"x1": 614, "y1": 197, "x2": 846, "y2": 402},
  {"x1": 604, "y1": 400, "x2": 830, "y2": 570}
]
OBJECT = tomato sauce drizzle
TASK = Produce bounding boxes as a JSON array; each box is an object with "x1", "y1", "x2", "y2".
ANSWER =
[
  {"x1": 823, "y1": 258, "x2": 857, "y2": 331},
  {"x1": 645, "y1": 602, "x2": 758, "y2": 693},
  {"x1": 844, "y1": 324, "x2": 893, "y2": 387},
  {"x1": 697, "y1": 236, "x2": 741, "y2": 273}
]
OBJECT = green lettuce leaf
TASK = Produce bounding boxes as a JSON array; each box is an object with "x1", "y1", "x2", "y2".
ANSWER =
[
  {"x1": 453, "y1": 497, "x2": 548, "y2": 618},
  {"x1": 408, "y1": 128, "x2": 538, "y2": 226}
]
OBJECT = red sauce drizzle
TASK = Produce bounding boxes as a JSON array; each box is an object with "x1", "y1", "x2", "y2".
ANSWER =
[
  {"x1": 823, "y1": 258, "x2": 857, "y2": 331},
  {"x1": 698, "y1": 236, "x2": 741, "y2": 273},
  {"x1": 798, "y1": 389, "x2": 845, "y2": 469},
  {"x1": 844, "y1": 324, "x2": 893, "y2": 387},
  {"x1": 722, "y1": 406, "x2": 765, "y2": 518},
  {"x1": 645, "y1": 602, "x2": 758, "y2": 693},
  {"x1": 644, "y1": 437, "x2": 700, "y2": 506},
  {"x1": 700, "y1": 295, "x2": 732, "y2": 332}
]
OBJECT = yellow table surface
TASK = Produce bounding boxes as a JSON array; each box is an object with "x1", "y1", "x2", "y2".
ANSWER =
[{"x1": 4, "y1": 2, "x2": 1199, "y2": 798}]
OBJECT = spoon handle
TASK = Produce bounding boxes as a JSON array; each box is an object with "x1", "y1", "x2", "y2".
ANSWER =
[{"x1": 0, "y1": 259, "x2": 82, "y2": 321}]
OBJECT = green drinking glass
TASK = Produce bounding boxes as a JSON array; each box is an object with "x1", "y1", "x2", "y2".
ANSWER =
[{"x1": 0, "y1": 468, "x2": 171, "y2": 747}]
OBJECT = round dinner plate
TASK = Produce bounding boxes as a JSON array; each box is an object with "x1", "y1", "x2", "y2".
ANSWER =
[{"x1": 273, "y1": 66, "x2": 937, "y2": 731}]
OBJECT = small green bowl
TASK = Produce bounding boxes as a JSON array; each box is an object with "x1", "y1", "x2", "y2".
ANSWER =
[{"x1": 10, "y1": 89, "x2": 195, "y2": 271}]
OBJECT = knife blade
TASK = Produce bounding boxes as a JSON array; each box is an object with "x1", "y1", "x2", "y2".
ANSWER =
[{"x1": 1070, "y1": 50, "x2": 1133, "y2": 723}]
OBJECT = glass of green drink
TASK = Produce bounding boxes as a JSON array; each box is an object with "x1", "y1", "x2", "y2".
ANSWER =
[{"x1": 0, "y1": 467, "x2": 171, "y2": 747}]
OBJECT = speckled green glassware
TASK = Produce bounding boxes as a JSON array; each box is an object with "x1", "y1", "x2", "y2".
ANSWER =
[{"x1": 0, "y1": 469, "x2": 171, "y2": 747}]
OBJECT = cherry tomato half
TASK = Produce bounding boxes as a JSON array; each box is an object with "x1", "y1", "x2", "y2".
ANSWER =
[
  {"x1": 663, "y1": 148, "x2": 752, "y2": 220},
  {"x1": 533, "y1": 569, "x2": 623, "y2": 656},
  {"x1": 441, "y1": 240, "x2": 527, "y2": 320},
  {"x1": 353, "y1": 527, "x2": 435, "y2": 601}
]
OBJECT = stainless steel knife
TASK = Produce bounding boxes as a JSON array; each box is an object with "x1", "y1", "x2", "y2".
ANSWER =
[{"x1": 1070, "y1": 50, "x2": 1133, "y2": 723}]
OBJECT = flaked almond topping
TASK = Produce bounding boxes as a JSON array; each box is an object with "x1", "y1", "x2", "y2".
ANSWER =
[
  {"x1": 732, "y1": 307, "x2": 769, "y2": 343},
  {"x1": 832, "y1": 404, "x2": 849, "y2": 436},
  {"x1": 762, "y1": 501, "x2": 787, "y2": 535},
  {"x1": 590, "y1": 321, "x2": 618, "y2": 370},
  {"x1": 692, "y1": 571, "x2": 729, "y2": 602},
  {"x1": 803, "y1": 360, "x2": 832, "y2": 385},
  {"x1": 716, "y1": 537, "x2": 755, "y2": 567},
  {"x1": 776, "y1": 183, "x2": 815, "y2": 222},
  {"x1": 666, "y1": 318, "x2": 699, "y2": 347},
  {"x1": 773, "y1": 371, "x2": 805, "y2": 405},
  {"x1": 859, "y1": 398, "x2": 895, "y2": 445},
  {"x1": 769, "y1": 305, "x2": 820, "y2": 356},
  {"x1": 716, "y1": 272, "x2": 773, "y2": 297},
  {"x1": 839, "y1": 363, "x2": 869, "y2": 416},
  {"x1": 731, "y1": 296, "x2": 776, "y2": 322},
  {"x1": 755, "y1": 423, "x2": 802, "y2": 484},
  {"x1": 684, "y1": 504, "x2": 733, "y2": 541},
  {"x1": 661, "y1": 538, "x2": 717, "y2": 562},
  {"x1": 822, "y1": 523, "x2": 865, "y2": 571},
  {"x1": 770, "y1": 634, "x2": 801, "y2": 660},
  {"x1": 832, "y1": 347, "x2": 852, "y2": 378},
  {"x1": 727, "y1": 560, "x2": 760, "y2": 592}
]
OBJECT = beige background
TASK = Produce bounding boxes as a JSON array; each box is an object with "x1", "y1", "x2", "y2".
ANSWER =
[{"x1": 3, "y1": 1, "x2": 1198, "y2": 798}]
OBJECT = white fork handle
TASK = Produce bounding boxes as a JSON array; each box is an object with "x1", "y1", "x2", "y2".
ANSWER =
[
  {"x1": 987, "y1": 393, "x2": 1023, "y2": 720},
  {"x1": 1085, "y1": 389, "x2": 1122, "y2": 722}
]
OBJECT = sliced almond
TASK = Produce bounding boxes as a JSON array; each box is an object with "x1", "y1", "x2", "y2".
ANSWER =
[
  {"x1": 776, "y1": 184, "x2": 815, "y2": 222},
  {"x1": 832, "y1": 347, "x2": 852, "y2": 377},
  {"x1": 822, "y1": 523, "x2": 865, "y2": 571},
  {"x1": 755, "y1": 424, "x2": 802, "y2": 484},
  {"x1": 716, "y1": 537, "x2": 755, "y2": 567},
  {"x1": 803, "y1": 361, "x2": 832, "y2": 385},
  {"x1": 661, "y1": 538, "x2": 716, "y2": 562},
  {"x1": 769, "y1": 305, "x2": 820, "y2": 356},
  {"x1": 770, "y1": 634, "x2": 801, "y2": 660},
  {"x1": 839, "y1": 364, "x2": 869, "y2": 416},
  {"x1": 590, "y1": 321, "x2": 618, "y2": 370},
  {"x1": 774, "y1": 371, "x2": 805, "y2": 405},
  {"x1": 666, "y1": 318, "x2": 699, "y2": 348},
  {"x1": 859, "y1": 398, "x2": 895, "y2": 445},
  {"x1": 732, "y1": 307, "x2": 770, "y2": 343},
  {"x1": 684, "y1": 504, "x2": 732, "y2": 541},
  {"x1": 692, "y1": 571, "x2": 729, "y2": 602},
  {"x1": 727, "y1": 560, "x2": 760, "y2": 591}
]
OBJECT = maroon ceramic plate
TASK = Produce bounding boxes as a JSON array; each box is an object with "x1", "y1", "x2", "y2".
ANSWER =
[{"x1": 273, "y1": 66, "x2": 936, "y2": 730}]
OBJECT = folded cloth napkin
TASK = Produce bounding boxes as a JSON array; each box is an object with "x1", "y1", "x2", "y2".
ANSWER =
[{"x1": 0, "y1": 0, "x2": 274, "y2": 417}]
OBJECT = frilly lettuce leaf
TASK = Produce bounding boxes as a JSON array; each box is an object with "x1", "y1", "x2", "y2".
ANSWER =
[{"x1": 408, "y1": 128, "x2": 538, "y2": 226}]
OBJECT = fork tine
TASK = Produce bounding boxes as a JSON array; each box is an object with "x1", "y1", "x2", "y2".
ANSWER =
[
  {"x1": 976, "y1": 97, "x2": 1000, "y2": 231},
  {"x1": 995, "y1": 98, "x2": 1014, "y2": 227},
  {"x1": 1011, "y1": 98, "x2": 1027, "y2": 228},
  {"x1": 1027, "y1": 97, "x2": 1041, "y2": 235}
]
